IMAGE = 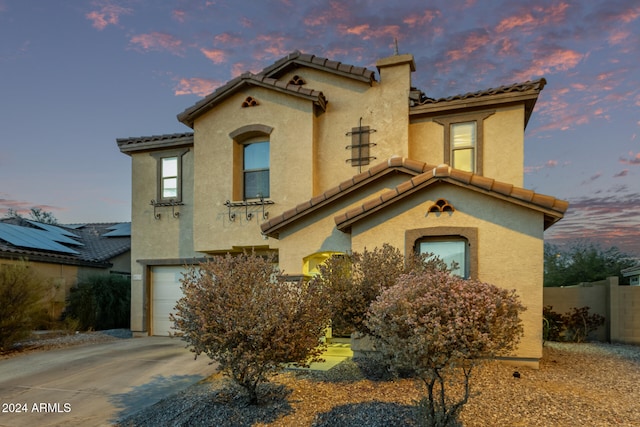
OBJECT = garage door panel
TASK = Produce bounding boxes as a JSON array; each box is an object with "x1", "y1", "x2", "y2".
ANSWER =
[{"x1": 151, "y1": 266, "x2": 186, "y2": 336}]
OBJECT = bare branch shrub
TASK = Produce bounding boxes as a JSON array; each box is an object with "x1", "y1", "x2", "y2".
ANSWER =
[
  {"x1": 171, "y1": 252, "x2": 330, "y2": 404},
  {"x1": 367, "y1": 270, "x2": 526, "y2": 426}
]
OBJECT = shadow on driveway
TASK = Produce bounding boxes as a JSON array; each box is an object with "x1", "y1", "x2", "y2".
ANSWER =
[{"x1": 109, "y1": 374, "x2": 203, "y2": 422}]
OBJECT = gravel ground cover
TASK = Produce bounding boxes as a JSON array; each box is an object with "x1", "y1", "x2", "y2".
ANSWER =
[
  {"x1": 0, "y1": 329, "x2": 132, "y2": 359},
  {"x1": 4, "y1": 332, "x2": 639, "y2": 426},
  {"x1": 115, "y1": 341, "x2": 640, "y2": 427}
]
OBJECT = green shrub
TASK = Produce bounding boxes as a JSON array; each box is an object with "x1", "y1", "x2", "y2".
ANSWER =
[
  {"x1": 0, "y1": 261, "x2": 47, "y2": 350},
  {"x1": 542, "y1": 305, "x2": 564, "y2": 342},
  {"x1": 543, "y1": 305, "x2": 605, "y2": 343},
  {"x1": 65, "y1": 274, "x2": 130, "y2": 330},
  {"x1": 563, "y1": 306, "x2": 605, "y2": 343}
]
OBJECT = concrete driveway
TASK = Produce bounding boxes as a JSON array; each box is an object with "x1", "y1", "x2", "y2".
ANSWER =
[{"x1": 0, "y1": 337, "x2": 217, "y2": 427}]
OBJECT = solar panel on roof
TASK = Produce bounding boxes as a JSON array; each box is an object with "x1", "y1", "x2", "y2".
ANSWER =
[
  {"x1": 0, "y1": 223, "x2": 80, "y2": 255},
  {"x1": 102, "y1": 223, "x2": 131, "y2": 237},
  {"x1": 27, "y1": 221, "x2": 81, "y2": 240}
]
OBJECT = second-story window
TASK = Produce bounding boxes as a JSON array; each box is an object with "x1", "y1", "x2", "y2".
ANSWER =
[
  {"x1": 161, "y1": 157, "x2": 178, "y2": 199},
  {"x1": 451, "y1": 122, "x2": 476, "y2": 173},
  {"x1": 243, "y1": 141, "x2": 270, "y2": 199}
]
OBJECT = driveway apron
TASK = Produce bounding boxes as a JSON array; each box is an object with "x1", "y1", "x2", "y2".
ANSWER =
[{"x1": 0, "y1": 337, "x2": 216, "y2": 427}]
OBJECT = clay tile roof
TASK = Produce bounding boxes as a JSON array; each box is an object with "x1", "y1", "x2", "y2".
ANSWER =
[
  {"x1": 259, "y1": 51, "x2": 376, "y2": 84},
  {"x1": 411, "y1": 78, "x2": 547, "y2": 127},
  {"x1": 334, "y1": 164, "x2": 568, "y2": 232},
  {"x1": 260, "y1": 157, "x2": 436, "y2": 237},
  {"x1": 416, "y1": 79, "x2": 547, "y2": 106},
  {"x1": 116, "y1": 132, "x2": 194, "y2": 154},
  {"x1": 177, "y1": 72, "x2": 328, "y2": 128}
]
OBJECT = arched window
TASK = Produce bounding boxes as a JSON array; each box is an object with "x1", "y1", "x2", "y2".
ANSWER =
[
  {"x1": 243, "y1": 141, "x2": 269, "y2": 199},
  {"x1": 229, "y1": 125, "x2": 273, "y2": 201}
]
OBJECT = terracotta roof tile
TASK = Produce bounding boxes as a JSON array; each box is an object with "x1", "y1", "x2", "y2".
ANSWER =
[
  {"x1": 260, "y1": 157, "x2": 433, "y2": 236},
  {"x1": 469, "y1": 174, "x2": 494, "y2": 191},
  {"x1": 178, "y1": 73, "x2": 328, "y2": 127},
  {"x1": 491, "y1": 181, "x2": 514, "y2": 196},
  {"x1": 116, "y1": 132, "x2": 194, "y2": 153},
  {"x1": 531, "y1": 193, "x2": 556, "y2": 209},
  {"x1": 404, "y1": 158, "x2": 430, "y2": 174},
  {"x1": 296, "y1": 200, "x2": 313, "y2": 213},
  {"x1": 510, "y1": 187, "x2": 535, "y2": 202},
  {"x1": 415, "y1": 79, "x2": 546, "y2": 106},
  {"x1": 310, "y1": 194, "x2": 327, "y2": 206},
  {"x1": 334, "y1": 164, "x2": 568, "y2": 232},
  {"x1": 449, "y1": 168, "x2": 473, "y2": 184},
  {"x1": 260, "y1": 51, "x2": 376, "y2": 84},
  {"x1": 387, "y1": 156, "x2": 404, "y2": 167}
]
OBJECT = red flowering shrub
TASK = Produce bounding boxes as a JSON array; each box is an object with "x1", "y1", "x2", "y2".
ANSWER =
[
  {"x1": 171, "y1": 252, "x2": 330, "y2": 404},
  {"x1": 367, "y1": 270, "x2": 526, "y2": 426}
]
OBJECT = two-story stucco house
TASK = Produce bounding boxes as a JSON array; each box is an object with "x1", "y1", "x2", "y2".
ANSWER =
[{"x1": 117, "y1": 51, "x2": 568, "y2": 366}]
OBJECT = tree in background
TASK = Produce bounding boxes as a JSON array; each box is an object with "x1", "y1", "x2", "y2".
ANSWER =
[
  {"x1": 544, "y1": 241, "x2": 636, "y2": 287},
  {"x1": 367, "y1": 270, "x2": 525, "y2": 427},
  {"x1": 171, "y1": 252, "x2": 330, "y2": 404},
  {"x1": 4, "y1": 207, "x2": 59, "y2": 225},
  {"x1": 0, "y1": 261, "x2": 47, "y2": 351}
]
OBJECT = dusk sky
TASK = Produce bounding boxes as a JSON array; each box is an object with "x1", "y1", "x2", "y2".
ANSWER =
[{"x1": 1, "y1": 0, "x2": 639, "y2": 256}]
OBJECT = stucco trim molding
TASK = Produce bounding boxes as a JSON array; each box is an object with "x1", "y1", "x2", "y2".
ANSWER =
[{"x1": 229, "y1": 124, "x2": 274, "y2": 141}]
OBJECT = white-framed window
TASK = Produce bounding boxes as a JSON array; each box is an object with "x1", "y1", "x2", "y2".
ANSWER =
[
  {"x1": 161, "y1": 157, "x2": 179, "y2": 199},
  {"x1": 451, "y1": 122, "x2": 476, "y2": 173},
  {"x1": 243, "y1": 141, "x2": 270, "y2": 199},
  {"x1": 418, "y1": 237, "x2": 469, "y2": 278},
  {"x1": 151, "y1": 149, "x2": 188, "y2": 203}
]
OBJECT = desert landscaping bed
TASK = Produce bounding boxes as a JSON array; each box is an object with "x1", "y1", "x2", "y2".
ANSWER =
[{"x1": 116, "y1": 341, "x2": 640, "y2": 426}]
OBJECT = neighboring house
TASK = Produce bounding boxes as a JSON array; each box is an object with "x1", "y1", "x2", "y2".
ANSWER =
[
  {"x1": 0, "y1": 218, "x2": 131, "y2": 319},
  {"x1": 622, "y1": 265, "x2": 640, "y2": 286},
  {"x1": 117, "y1": 51, "x2": 568, "y2": 366}
]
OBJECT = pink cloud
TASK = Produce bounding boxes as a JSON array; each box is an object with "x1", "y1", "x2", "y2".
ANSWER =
[
  {"x1": 608, "y1": 28, "x2": 630, "y2": 46},
  {"x1": 174, "y1": 77, "x2": 221, "y2": 97},
  {"x1": 129, "y1": 32, "x2": 184, "y2": 55},
  {"x1": 524, "y1": 159, "x2": 561, "y2": 174},
  {"x1": 447, "y1": 33, "x2": 491, "y2": 62},
  {"x1": 495, "y1": 2, "x2": 569, "y2": 33},
  {"x1": 304, "y1": 1, "x2": 348, "y2": 27},
  {"x1": 614, "y1": 169, "x2": 629, "y2": 178},
  {"x1": 620, "y1": 152, "x2": 640, "y2": 165},
  {"x1": 201, "y1": 48, "x2": 226, "y2": 64},
  {"x1": 86, "y1": 1, "x2": 132, "y2": 30},
  {"x1": 512, "y1": 48, "x2": 583, "y2": 81},
  {"x1": 214, "y1": 33, "x2": 243, "y2": 46},
  {"x1": 403, "y1": 9, "x2": 440, "y2": 27},
  {"x1": 172, "y1": 9, "x2": 187, "y2": 23}
]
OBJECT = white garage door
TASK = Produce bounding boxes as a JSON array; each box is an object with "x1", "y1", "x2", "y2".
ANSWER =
[{"x1": 151, "y1": 266, "x2": 187, "y2": 336}]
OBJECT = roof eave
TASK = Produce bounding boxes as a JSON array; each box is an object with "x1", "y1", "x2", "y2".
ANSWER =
[
  {"x1": 177, "y1": 78, "x2": 327, "y2": 128},
  {"x1": 117, "y1": 134, "x2": 194, "y2": 154},
  {"x1": 410, "y1": 91, "x2": 543, "y2": 119},
  {"x1": 335, "y1": 175, "x2": 567, "y2": 232}
]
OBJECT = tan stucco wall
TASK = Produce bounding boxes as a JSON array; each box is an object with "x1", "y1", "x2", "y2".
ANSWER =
[
  {"x1": 0, "y1": 258, "x2": 129, "y2": 321},
  {"x1": 129, "y1": 147, "x2": 197, "y2": 331},
  {"x1": 276, "y1": 172, "x2": 413, "y2": 274},
  {"x1": 408, "y1": 105, "x2": 525, "y2": 186},
  {"x1": 543, "y1": 280, "x2": 610, "y2": 342},
  {"x1": 347, "y1": 185, "x2": 544, "y2": 361},
  {"x1": 483, "y1": 105, "x2": 524, "y2": 186}
]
